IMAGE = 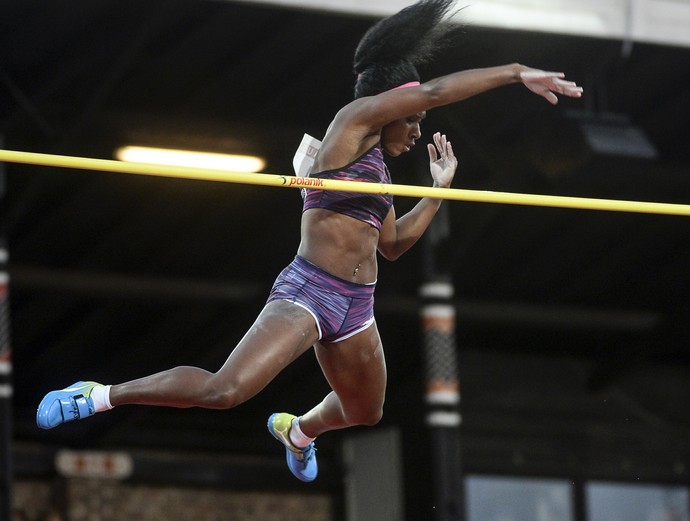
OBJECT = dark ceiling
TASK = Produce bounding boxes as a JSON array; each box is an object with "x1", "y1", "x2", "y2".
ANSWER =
[{"x1": 2, "y1": 0, "x2": 690, "y2": 488}]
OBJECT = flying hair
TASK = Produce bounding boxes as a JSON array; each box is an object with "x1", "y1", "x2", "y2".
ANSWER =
[{"x1": 353, "y1": 0, "x2": 463, "y2": 98}]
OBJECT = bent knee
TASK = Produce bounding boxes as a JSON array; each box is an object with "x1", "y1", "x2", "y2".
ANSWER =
[
  {"x1": 210, "y1": 391, "x2": 241, "y2": 410},
  {"x1": 345, "y1": 405, "x2": 384, "y2": 427},
  {"x1": 202, "y1": 379, "x2": 247, "y2": 410}
]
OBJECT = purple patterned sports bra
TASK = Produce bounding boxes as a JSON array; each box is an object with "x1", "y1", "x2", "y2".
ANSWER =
[{"x1": 302, "y1": 144, "x2": 394, "y2": 230}]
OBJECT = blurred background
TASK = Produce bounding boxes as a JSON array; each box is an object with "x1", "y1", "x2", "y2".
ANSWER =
[{"x1": 1, "y1": 0, "x2": 689, "y2": 520}]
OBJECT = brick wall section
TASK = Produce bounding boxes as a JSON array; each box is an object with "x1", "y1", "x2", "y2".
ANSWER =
[
  {"x1": 13, "y1": 480, "x2": 54, "y2": 520},
  {"x1": 15, "y1": 479, "x2": 333, "y2": 521}
]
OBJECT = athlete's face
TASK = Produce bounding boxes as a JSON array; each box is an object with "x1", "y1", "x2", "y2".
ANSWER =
[{"x1": 381, "y1": 112, "x2": 425, "y2": 156}]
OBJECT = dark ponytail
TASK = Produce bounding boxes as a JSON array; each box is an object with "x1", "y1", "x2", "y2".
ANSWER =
[{"x1": 353, "y1": 0, "x2": 463, "y2": 98}]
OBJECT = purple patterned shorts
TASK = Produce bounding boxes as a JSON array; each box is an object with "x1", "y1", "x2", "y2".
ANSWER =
[{"x1": 268, "y1": 255, "x2": 376, "y2": 343}]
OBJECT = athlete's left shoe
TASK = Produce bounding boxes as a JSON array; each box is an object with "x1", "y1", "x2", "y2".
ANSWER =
[
  {"x1": 36, "y1": 381, "x2": 101, "y2": 430},
  {"x1": 267, "y1": 412, "x2": 318, "y2": 482}
]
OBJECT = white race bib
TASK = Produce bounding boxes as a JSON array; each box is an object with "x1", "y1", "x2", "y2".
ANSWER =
[{"x1": 292, "y1": 133, "x2": 322, "y2": 178}]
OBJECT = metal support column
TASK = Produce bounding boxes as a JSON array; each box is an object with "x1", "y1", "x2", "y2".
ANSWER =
[
  {"x1": 420, "y1": 280, "x2": 463, "y2": 521},
  {"x1": 419, "y1": 178, "x2": 463, "y2": 520},
  {"x1": 0, "y1": 145, "x2": 13, "y2": 521}
]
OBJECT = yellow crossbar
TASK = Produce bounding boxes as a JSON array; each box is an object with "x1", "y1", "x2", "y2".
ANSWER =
[{"x1": 1, "y1": 148, "x2": 689, "y2": 216}]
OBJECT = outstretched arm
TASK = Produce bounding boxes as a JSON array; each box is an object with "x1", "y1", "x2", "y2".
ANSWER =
[
  {"x1": 378, "y1": 132, "x2": 458, "y2": 261},
  {"x1": 423, "y1": 64, "x2": 582, "y2": 106},
  {"x1": 353, "y1": 64, "x2": 583, "y2": 132}
]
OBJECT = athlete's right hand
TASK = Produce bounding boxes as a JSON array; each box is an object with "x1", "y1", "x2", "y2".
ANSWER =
[{"x1": 520, "y1": 69, "x2": 583, "y2": 105}]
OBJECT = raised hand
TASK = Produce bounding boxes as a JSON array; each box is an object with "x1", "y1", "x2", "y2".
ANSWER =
[{"x1": 428, "y1": 132, "x2": 457, "y2": 189}]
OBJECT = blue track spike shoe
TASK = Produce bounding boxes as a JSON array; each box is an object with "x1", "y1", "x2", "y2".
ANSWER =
[
  {"x1": 36, "y1": 381, "x2": 101, "y2": 429},
  {"x1": 267, "y1": 412, "x2": 318, "y2": 482}
]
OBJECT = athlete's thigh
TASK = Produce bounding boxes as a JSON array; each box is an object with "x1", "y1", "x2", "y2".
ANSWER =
[
  {"x1": 314, "y1": 322, "x2": 387, "y2": 406},
  {"x1": 216, "y1": 300, "x2": 320, "y2": 396}
]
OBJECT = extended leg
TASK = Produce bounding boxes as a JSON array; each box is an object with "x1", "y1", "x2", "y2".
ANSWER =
[{"x1": 36, "y1": 300, "x2": 318, "y2": 428}]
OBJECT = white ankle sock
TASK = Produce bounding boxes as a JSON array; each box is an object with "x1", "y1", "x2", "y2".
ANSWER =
[
  {"x1": 90, "y1": 385, "x2": 113, "y2": 413},
  {"x1": 289, "y1": 417, "x2": 315, "y2": 448}
]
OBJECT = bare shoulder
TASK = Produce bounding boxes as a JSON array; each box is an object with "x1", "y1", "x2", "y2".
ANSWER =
[
  {"x1": 315, "y1": 104, "x2": 381, "y2": 172},
  {"x1": 331, "y1": 97, "x2": 377, "y2": 128}
]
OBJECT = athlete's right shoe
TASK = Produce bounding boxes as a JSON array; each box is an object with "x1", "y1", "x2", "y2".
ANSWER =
[
  {"x1": 267, "y1": 412, "x2": 318, "y2": 482},
  {"x1": 36, "y1": 381, "x2": 101, "y2": 430}
]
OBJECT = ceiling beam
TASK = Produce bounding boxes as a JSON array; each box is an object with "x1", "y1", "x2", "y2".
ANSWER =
[{"x1": 229, "y1": 0, "x2": 690, "y2": 48}]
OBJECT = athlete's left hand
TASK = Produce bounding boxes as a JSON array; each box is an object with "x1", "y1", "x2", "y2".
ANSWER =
[{"x1": 428, "y1": 132, "x2": 457, "y2": 189}]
